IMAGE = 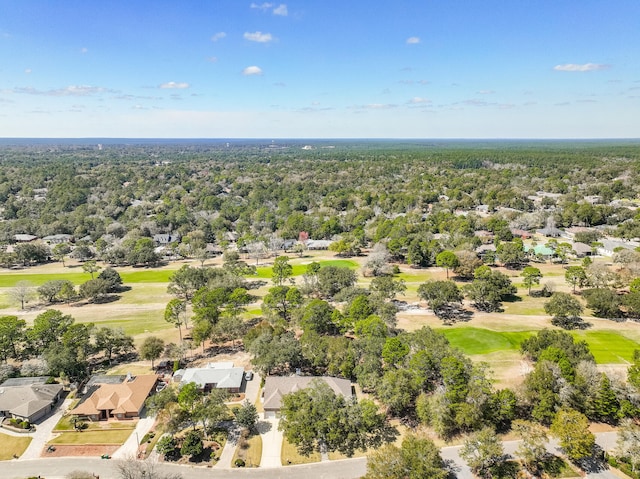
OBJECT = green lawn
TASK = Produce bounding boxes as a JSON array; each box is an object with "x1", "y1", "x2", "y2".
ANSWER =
[
  {"x1": 254, "y1": 259, "x2": 359, "y2": 279},
  {"x1": 438, "y1": 327, "x2": 534, "y2": 355},
  {"x1": 0, "y1": 272, "x2": 90, "y2": 287},
  {"x1": 0, "y1": 434, "x2": 31, "y2": 460},
  {"x1": 120, "y1": 270, "x2": 175, "y2": 283},
  {"x1": 49, "y1": 429, "x2": 134, "y2": 445},
  {"x1": 54, "y1": 416, "x2": 137, "y2": 432},
  {"x1": 573, "y1": 330, "x2": 640, "y2": 364}
]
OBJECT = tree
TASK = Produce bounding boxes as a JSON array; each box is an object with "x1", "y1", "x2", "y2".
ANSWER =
[
  {"x1": 460, "y1": 427, "x2": 504, "y2": 479},
  {"x1": 261, "y1": 285, "x2": 303, "y2": 323},
  {"x1": 79, "y1": 278, "x2": 110, "y2": 302},
  {"x1": 140, "y1": 336, "x2": 165, "y2": 368},
  {"x1": 167, "y1": 265, "x2": 210, "y2": 302},
  {"x1": 544, "y1": 292, "x2": 585, "y2": 329},
  {"x1": 180, "y1": 429, "x2": 204, "y2": 458},
  {"x1": 299, "y1": 299, "x2": 339, "y2": 335},
  {"x1": 595, "y1": 373, "x2": 619, "y2": 424},
  {"x1": 0, "y1": 315, "x2": 26, "y2": 361},
  {"x1": 565, "y1": 266, "x2": 587, "y2": 293},
  {"x1": 521, "y1": 266, "x2": 542, "y2": 295},
  {"x1": 156, "y1": 434, "x2": 179, "y2": 461},
  {"x1": 81, "y1": 259, "x2": 101, "y2": 279},
  {"x1": 583, "y1": 288, "x2": 622, "y2": 318},
  {"x1": 365, "y1": 434, "x2": 449, "y2": 479},
  {"x1": 417, "y1": 280, "x2": 463, "y2": 318},
  {"x1": 550, "y1": 408, "x2": 595, "y2": 462},
  {"x1": 463, "y1": 267, "x2": 516, "y2": 312},
  {"x1": 37, "y1": 279, "x2": 70, "y2": 303},
  {"x1": 58, "y1": 280, "x2": 77, "y2": 304},
  {"x1": 496, "y1": 241, "x2": 526, "y2": 268},
  {"x1": 94, "y1": 327, "x2": 134, "y2": 363},
  {"x1": 436, "y1": 250, "x2": 459, "y2": 279},
  {"x1": 115, "y1": 456, "x2": 183, "y2": 478},
  {"x1": 165, "y1": 299, "x2": 187, "y2": 342},
  {"x1": 370, "y1": 276, "x2": 406, "y2": 300},
  {"x1": 317, "y1": 266, "x2": 357, "y2": 298},
  {"x1": 235, "y1": 399, "x2": 259, "y2": 432},
  {"x1": 10, "y1": 280, "x2": 36, "y2": 310},
  {"x1": 279, "y1": 380, "x2": 391, "y2": 457},
  {"x1": 453, "y1": 250, "x2": 483, "y2": 280},
  {"x1": 52, "y1": 243, "x2": 71, "y2": 267},
  {"x1": 363, "y1": 243, "x2": 392, "y2": 277},
  {"x1": 98, "y1": 266, "x2": 123, "y2": 292},
  {"x1": 512, "y1": 419, "x2": 548, "y2": 473},
  {"x1": 272, "y1": 255, "x2": 293, "y2": 286},
  {"x1": 27, "y1": 309, "x2": 74, "y2": 352},
  {"x1": 617, "y1": 418, "x2": 640, "y2": 474}
]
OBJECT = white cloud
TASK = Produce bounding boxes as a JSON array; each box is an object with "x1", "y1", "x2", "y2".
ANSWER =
[
  {"x1": 406, "y1": 36, "x2": 420, "y2": 44},
  {"x1": 250, "y1": 2, "x2": 273, "y2": 10},
  {"x1": 242, "y1": 65, "x2": 263, "y2": 75},
  {"x1": 207, "y1": 56, "x2": 218, "y2": 63},
  {"x1": 211, "y1": 32, "x2": 227, "y2": 42},
  {"x1": 553, "y1": 63, "x2": 610, "y2": 72},
  {"x1": 24, "y1": 68, "x2": 32, "y2": 74},
  {"x1": 244, "y1": 31, "x2": 273, "y2": 43},
  {"x1": 273, "y1": 4, "x2": 288, "y2": 16},
  {"x1": 13, "y1": 85, "x2": 115, "y2": 96},
  {"x1": 80, "y1": 47, "x2": 88, "y2": 54},
  {"x1": 408, "y1": 97, "x2": 430, "y2": 104},
  {"x1": 159, "y1": 82, "x2": 190, "y2": 89},
  {"x1": 477, "y1": 90, "x2": 495, "y2": 95}
]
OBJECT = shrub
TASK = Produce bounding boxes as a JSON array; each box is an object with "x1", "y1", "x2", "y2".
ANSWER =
[
  {"x1": 234, "y1": 458, "x2": 245, "y2": 467},
  {"x1": 20, "y1": 420, "x2": 30, "y2": 429}
]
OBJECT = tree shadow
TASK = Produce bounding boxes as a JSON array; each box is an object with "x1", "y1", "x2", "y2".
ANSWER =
[
  {"x1": 255, "y1": 420, "x2": 272, "y2": 434},
  {"x1": 435, "y1": 305, "x2": 474, "y2": 325}
]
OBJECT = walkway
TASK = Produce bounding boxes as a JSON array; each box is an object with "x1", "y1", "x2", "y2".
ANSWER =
[
  {"x1": 19, "y1": 398, "x2": 72, "y2": 460},
  {"x1": 111, "y1": 412, "x2": 156, "y2": 459}
]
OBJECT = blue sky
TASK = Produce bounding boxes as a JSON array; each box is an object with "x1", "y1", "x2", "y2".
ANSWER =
[{"x1": 1, "y1": 1, "x2": 639, "y2": 138}]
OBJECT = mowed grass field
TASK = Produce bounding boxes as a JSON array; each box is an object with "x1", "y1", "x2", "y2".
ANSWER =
[
  {"x1": 439, "y1": 326, "x2": 640, "y2": 365},
  {"x1": 2, "y1": 252, "x2": 640, "y2": 381}
]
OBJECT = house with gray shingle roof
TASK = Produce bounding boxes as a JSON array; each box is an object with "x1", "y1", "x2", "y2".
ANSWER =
[
  {"x1": 262, "y1": 376, "x2": 353, "y2": 418},
  {"x1": 173, "y1": 362, "x2": 244, "y2": 393},
  {"x1": 0, "y1": 377, "x2": 63, "y2": 423}
]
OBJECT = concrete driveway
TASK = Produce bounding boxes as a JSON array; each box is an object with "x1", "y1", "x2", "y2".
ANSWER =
[
  {"x1": 19, "y1": 398, "x2": 72, "y2": 460},
  {"x1": 258, "y1": 416, "x2": 283, "y2": 468},
  {"x1": 111, "y1": 412, "x2": 156, "y2": 459}
]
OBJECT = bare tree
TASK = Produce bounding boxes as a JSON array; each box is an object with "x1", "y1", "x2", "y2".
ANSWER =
[
  {"x1": 116, "y1": 457, "x2": 182, "y2": 479},
  {"x1": 10, "y1": 280, "x2": 36, "y2": 310}
]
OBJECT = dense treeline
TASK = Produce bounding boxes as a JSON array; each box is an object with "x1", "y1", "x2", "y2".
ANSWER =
[{"x1": 1, "y1": 142, "x2": 639, "y2": 250}]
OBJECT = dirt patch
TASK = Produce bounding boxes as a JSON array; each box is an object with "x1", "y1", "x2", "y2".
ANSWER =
[{"x1": 43, "y1": 444, "x2": 119, "y2": 457}]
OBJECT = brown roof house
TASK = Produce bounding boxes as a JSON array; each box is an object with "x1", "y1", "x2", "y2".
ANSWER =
[
  {"x1": 71, "y1": 374, "x2": 157, "y2": 421},
  {"x1": 0, "y1": 377, "x2": 64, "y2": 423},
  {"x1": 262, "y1": 376, "x2": 353, "y2": 418}
]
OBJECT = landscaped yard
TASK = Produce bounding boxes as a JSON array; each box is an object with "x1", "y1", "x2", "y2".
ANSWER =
[
  {"x1": 281, "y1": 437, "x2": 321, "y2": 465},
  {"x1": 232, "y1": 432, "x2": 262, "y2": 467},
  {"x1": 0, "y1": 434, "x2": 31, "y2": 460},
  {"x1": 54, "y1": 415, "x2": 137, "y2": 432},
  {"x1": 49, "y1": 428, "x2": 134, "y2": 445}
]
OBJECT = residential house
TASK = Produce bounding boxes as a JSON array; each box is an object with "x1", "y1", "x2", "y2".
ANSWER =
[
  {"x1": 572, "y1": 242, "x2": 593, "y2": 257},
  {"x1": 71, "y1": 374, "x2": 158, "y2": 421},
  {"x1": 42, "y1": 234, "x2": 73, "y2": 245},
  {"x1": 474, "y1": 230, "x2": 494, "y2": 244},
  {"x1": 152, "y1": 233, "x2": 181, "y2": 245},
  {"x1": 173, "y1": 362, "x2": 244, "y2": 393},
  {"x1": 306, "y1": 239, "x2": 333, "y2": 250},
  {"x1": 510, "y1": 229, "x2": 532, "y2": 240},
  {"x1": 597, "y1": 239, "x2": 637, "y2": 257},
  {"x1": 13, "y1": 234, "x2": 38, "y2": 242},
  {"x1": 262, "y1": 376, "x2": 353, "y2": 418},
  {"x1": 0, "y1": 377, "x2": 64, "y2": 423},
  {"x1": 536, "y1": 226, "x2": 563, "y2": 238}
]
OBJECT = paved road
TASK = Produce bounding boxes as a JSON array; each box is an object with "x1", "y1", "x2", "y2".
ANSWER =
[{"x1": 6, "y1": 457, "x2": 368, "y2": 479}]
